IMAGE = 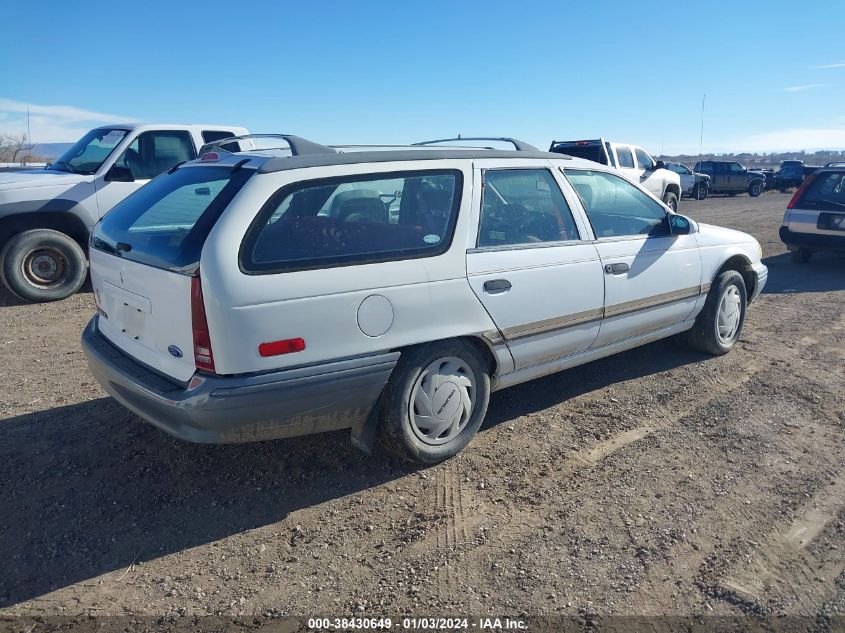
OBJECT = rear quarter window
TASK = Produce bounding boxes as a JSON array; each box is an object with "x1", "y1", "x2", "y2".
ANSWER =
[{"x1": 240, "y1": 170, "x2": 463, "y2": 273}]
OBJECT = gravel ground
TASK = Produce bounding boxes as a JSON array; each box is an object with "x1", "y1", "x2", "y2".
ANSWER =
[{"x1": 0, "y1": 191, "x2": 843, "y2": 629}]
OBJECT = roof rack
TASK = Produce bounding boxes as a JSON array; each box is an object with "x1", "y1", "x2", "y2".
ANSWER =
[
  {"x1": 198, "y1": 134, "x2": 337, "y2": 157},
  {"x1": 824, "y1": 162, "x2": 845, "y2": 168},
  {"x1": 413, "y1": 136, "x2": 539, "y2": 152}
]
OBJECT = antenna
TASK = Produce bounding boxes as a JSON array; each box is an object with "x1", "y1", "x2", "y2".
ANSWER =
[{"x1": 698, "y1": 93, "x2": 705, "y2": 208}]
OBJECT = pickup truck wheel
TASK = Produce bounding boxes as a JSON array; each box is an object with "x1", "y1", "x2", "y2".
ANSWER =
[
  {"x1": 694, "y1": 184, "x2": 708, "y2": 200},
  {"x1": 378, "y1": 340, "x2": 490, "y2": 464},
  {"x1": 662, "y1": 191, "x2": 679, "y2": 211},
  {"x1": 790, "y1": 248, "x2": 813, "y2": 263},
  {"x1": 748, "y1": 181, "x2": 764, "y2": 197},
  {"x1": 684, "y1": 270, "x2": 747, "y2": 355},
  {"x1": 0, "y1": 229, "x2": 87, "y2": 302}
]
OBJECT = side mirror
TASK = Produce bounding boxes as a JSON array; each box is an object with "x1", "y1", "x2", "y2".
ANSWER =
[
  {"x1": 654, "y1": 160, "x2": 666, "y2": 170},
  {"x1": 668, "y1": 214, "x2": 695, "y2": 235},
  {"x1": 105, "y1": 165, "x2": 135, "y2": 183}
]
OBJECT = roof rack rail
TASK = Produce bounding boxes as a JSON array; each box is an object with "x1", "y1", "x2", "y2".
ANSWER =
[
  {"x1": 823, "y1": 161, "x2": 845, "y2": 168},
  {"x1": 198, "y1": 134, "x2": 337, "y2": 157},
  {"x1": 413, "y1": 136, "x2": 539, "y2": 152}
]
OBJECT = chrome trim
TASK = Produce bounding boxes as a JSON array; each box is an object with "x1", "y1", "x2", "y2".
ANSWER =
[
  {"x1": 502, "y1": 307, "x2": 605, "y2": 341},
  {"x1": 467, "y1": 239, "x2": 587, "y2": 254},
  {"x1": 482, "y1": 330, "x2": 506, "y2": 347}
]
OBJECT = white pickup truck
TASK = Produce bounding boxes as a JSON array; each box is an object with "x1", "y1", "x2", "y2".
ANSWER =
[
  {"x1": 0, "y1": 123, "x2": 247, "y2": 302},
  {"x1": 549, "y1": 139, "x2": 682, "y2": 212}
]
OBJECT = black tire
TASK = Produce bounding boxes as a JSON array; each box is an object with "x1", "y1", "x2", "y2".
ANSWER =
[
  {"x1": 684, "y1": 270, "x2": 747, "y2": 355},
  {"x1": 378, "y1": 340, "x2": 491, "y2": 464},
  {"x1": 790, "y1": 248, "x2": 813, "y2": 263},
  {"x1": 693, "y1": 184, "x2": 709, "y2": 200},
  {"x1": 748, "y1": 181, "x2": 764, "y2": 197},
  {"x1": 0, "y1": 229, "x2": 87, "y2": 302},
  {"x1": 662, "y1": 191, "x2": 679, "y2": 212}
]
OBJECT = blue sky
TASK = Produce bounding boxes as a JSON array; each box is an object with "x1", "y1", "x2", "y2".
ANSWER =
[{"x1": 2, "y1": 0, "x2": 844, "y2": 154}]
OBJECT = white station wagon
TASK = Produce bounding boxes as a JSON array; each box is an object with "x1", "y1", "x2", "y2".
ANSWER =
[{"x1": 81, "y1": 135, "x2": 768, "y2": 463}]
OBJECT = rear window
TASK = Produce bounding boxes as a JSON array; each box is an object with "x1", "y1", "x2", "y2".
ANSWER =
[
  {"x1": 795, "y1": 171, "x2": 845, "y2": 211},
  {"x1": 240, "y1": 170, "x2": 463, "y2": 274},
  {"x1": 92, "y1": 166, "x2": 252, "y2": 273},
  {"x1": 550, "y1": 143, "x2": 608, "y2": 165}
]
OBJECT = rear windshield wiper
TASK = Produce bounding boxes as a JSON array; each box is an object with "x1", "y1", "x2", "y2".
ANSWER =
[{"x1": 820, "y1": 198, "x2": 845, "y2": 208}]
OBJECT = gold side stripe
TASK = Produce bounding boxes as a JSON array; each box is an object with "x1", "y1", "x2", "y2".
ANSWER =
[{"x1": 486, "y1": 283, "x2": 710, "y2": 345}]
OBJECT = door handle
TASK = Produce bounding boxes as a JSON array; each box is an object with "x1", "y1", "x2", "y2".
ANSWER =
[
  {"x1": 483, "y1": 279, "x2": 512, "y2": 294},
  {"x1": 604, "y1": 263, "x2": 630, "y2": 275}
]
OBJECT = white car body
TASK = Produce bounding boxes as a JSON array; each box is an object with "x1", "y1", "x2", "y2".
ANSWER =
[{"x1": 81, "y1": 139, "x2": 767, "y2": 458}]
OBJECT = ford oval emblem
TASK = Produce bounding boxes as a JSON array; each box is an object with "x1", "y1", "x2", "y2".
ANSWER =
[{"x1": 167, "y1": 345, "x2": 183, "y2": 358}]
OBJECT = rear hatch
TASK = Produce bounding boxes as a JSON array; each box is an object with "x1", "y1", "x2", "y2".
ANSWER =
[
  {"x1": 548, "y1": 139, "x2": 612, "y2": 166},
  {"x1": 787, "y1": 170, "x2": 845, "y2": 234},
  {"x1": 90, "y1": 163, "x2": 253, "y2": 383}
]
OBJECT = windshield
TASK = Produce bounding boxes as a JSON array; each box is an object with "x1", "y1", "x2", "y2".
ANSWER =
[
  {"x1": 48, "y1": 128, "x2": 129, "y2": 175},
  {"x1": 92, "y1": 165, "x2": 253, "y2": 273}
]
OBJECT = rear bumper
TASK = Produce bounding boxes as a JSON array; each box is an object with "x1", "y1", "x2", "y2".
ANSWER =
[
  {"x1": 81, "y1": 316, "x2": 399, "y2": 444},
  {"x1": 750, "y1": 261, "x2": 767, "y2": 302},
  {"x1": 779, "y1": 226, "x2": 845, "y2": 252}
]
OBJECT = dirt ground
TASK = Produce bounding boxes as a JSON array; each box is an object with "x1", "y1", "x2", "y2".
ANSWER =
[{"x1": 0, "y1": 191, "x2": 843, "y2": 630}]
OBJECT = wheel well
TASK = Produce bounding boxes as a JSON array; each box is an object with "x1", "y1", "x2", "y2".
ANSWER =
[
  {"x1": 395, "y1": 336, "x2": 499, "y2": 377},
  {"x1": 665, "y1": 183, "x2": 681, "y2": 199},
  {"x1": 716, "y1": 255, "x2": 755, "y2": 296},
  {"x1": 0, "y1": 213, "x2": 90, "y2": 252}
]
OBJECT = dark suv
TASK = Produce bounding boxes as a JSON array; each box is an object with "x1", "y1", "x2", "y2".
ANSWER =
[{"x1": 693, "y1": 161, "x2": 766, "y2": 197}]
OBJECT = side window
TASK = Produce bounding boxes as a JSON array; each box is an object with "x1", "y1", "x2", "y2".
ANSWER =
[
  {"x1": 713, "y1": 163, "x2": 726, "y2": 175},
  {"x1": 114, "y1": 131, "x2": 195, "y2": 180},
  {"x1": 242, "y1": 170, "x2": 462, "y2": 273},
  {"x1": 478, "y1": 169, "x2": 579, "y2": 247},
  {"x1": 563, "y1": 169, "x2": 667, "y2": 238},
  {"x1": 730, "y1": 163, "x2": 745, "y2": 173},
  {"x1": 634, "y1": 148, "x2": 654, "y2": 170},
  {"x1": 615, "y1": 146, "x2": 635, "y2": 168},
  {"x1": 202, "y1": 130, "x2": 239, "y2": 153}
]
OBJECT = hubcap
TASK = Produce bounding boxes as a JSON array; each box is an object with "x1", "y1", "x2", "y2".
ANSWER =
[
  {"x1": 716, "y1": 285, "x2": 742, "y2": 344},
  {"x1": 23, "y1": 248, "x2": 66, "y2": 287},
  {"x1": 409, "y1": 356, "x2": 476, "y2": 446}
]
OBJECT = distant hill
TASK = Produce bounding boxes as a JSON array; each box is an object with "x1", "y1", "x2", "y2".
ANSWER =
[
  {"x1": 30, "y1": 143, "x2": 72, "y2": 160},
  {"x1": 657, "y1": 149, "x2": 845, "y2": 170}
]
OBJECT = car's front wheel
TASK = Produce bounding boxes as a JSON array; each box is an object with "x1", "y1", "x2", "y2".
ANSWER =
[
  {"x1": 693, "y1": 183, "x2": 709, "y2": 200},
  {"x1": 684, "y1": 270, "x2": 747, "y2": 355},
  {"x1": 379, "y1": 340, "x2": 491, "y2": 464},
  {"x1": 662, "y1": 191, "x2": 679, "y2": 212},
  {"x1": 748, "y1": 181, "x2": 764, "y2": 197},
  {"x1": 0, "y1": 229, "x2": 88, "y2": 302}
]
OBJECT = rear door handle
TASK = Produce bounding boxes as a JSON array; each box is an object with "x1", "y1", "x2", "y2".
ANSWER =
[
  {"x1": 604, "y1": 263, "x2": 630, "y2": 275},
  {"x1": 483, "y1": 279, "x2": 512, "y2": 294}
]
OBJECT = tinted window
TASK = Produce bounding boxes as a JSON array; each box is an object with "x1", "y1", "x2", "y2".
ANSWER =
[
  {"x1": 92, "y1": 166, "x2": 252, "y2": 273},
  {"x1": 795, "y1": 171, "x2": 845, "y2": 210},
  {"x1": 563, "y1": 169, "x2": 667, "y2": 238},
  {"x1": 615, "y1": 146, "x2": 635, "y2": 168},
  {"x1": 242, "y1": 170, "x2": 462, "y2": 273},
  {"x1": 549, "y1": 143, "x2": 608, "y2": 165},
  {"x1": 478, "y1": 169, "x2": 579, "y2": 247},
  {"x1": 114, "y1": 131, "x2": 195, "y2": 180},
  {"x1": 730, "y1": 163, "x2": 745, "y2": 173},
  {"x1": 202, "y1": 130, "x2": 235, "y2": 143},
  {"x1": 634, "y1": 148, "x2": 654, "y2": 170}
]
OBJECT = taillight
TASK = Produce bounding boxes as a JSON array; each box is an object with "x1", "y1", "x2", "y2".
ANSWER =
[
  {"x1": 787, "y1": 173, "x2": 817, "y2": 209},
  {"x1": 191, "y1": 272, "x2": 215, "y2": 373}
]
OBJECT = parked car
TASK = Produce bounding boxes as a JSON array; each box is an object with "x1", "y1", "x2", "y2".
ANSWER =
[
  {"x1": 692, "y1": 160, "x2": 766, "y2": 197},
  {"x1": 665, "y1": 162, "x2": 710, "y2": 200},
  {"x1": 549, "y1": 139, "x2": 682, "y2": 211},
  {"x1": 749, "y1": 168, "x2": 775, "y2": 190},
  {"x1": 774, "y1": 160, "x2": 820, "y2": 191},
  {"x1": 81, "y1": 134, "x2": 767, "y2": 464},
  {"x1": 0, "y1": 123, "x2": 248, "y2": 302},
  {"x1": 779, "y1": 162, "x2": 845, "y2": 262}
]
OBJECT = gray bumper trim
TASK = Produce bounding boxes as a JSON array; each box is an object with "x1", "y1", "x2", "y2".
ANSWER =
[
  {"x1": 750, "y1": 262, "x2": 768, "y2": 302},
  {"x1": 81, "y1": 317, "x2": 399, "y2": 444}
]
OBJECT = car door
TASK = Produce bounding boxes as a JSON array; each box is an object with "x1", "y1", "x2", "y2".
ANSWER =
[
  {"x1": 562, "y1": 168, "x2": 702, "y2": 347},
  {"x1": 95, "y1": 130, "x2": 196, "y2": 215},
  {"x1": 634, "y1": 147, "x2": 662, "y2": 197},
  {"x1": 466, "y1": 162, "x2": 604, "y2": 370},
  {"x1": 729, "y1": 162, "x2": 746, "y2": 190}
]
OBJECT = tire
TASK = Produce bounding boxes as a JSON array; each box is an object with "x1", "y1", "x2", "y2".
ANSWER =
[
  {"x1": 662, "y1": 191, "x2": 679, "y2": 212},
  {"x1": 378, "y1": 340, "x2": 491, "y2": 464},
  {"x1": 748, "y1": 181, "x2": 764, "y2": 197},
  {"x1": 790, "y1": 248, "x2": 813, "y2": 263},
  {"x1": 693, "y1": 184, "x2": 709, "y2": 200},
  {"x1": 0, "y1": 229, "x2": 88, "y2": 302},
  {"x1": 684, "y1": 270, "x2": 747, "y2": 355}
]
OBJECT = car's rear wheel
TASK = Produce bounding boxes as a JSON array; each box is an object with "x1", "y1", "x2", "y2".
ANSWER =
[
  {"x1": 684, "y1": 270, "x2": 747, "y2": 355},
  {"x1": 0, "y1": 229, "x2": 87, "y2": 302},
  {"x1": 379, "y1": 340, "x2": 491, "y2": 464},
  {"x1": 748, "y1": 181, "x2": 764, "y2": 197},
  {"x1": 662, "y1": 191, "x2": 679, "y2": 212},
  {"x1": 790, "y1": 248, "x2": 813, "y2": 263}
]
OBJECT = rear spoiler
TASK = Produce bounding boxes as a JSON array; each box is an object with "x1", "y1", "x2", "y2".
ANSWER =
[
  {"x1": 549, "y1": 138, "x2": 614, "y2": 167},
  {"x1": 198, "y1": 134, "x2": 337, "y2": 157}
]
